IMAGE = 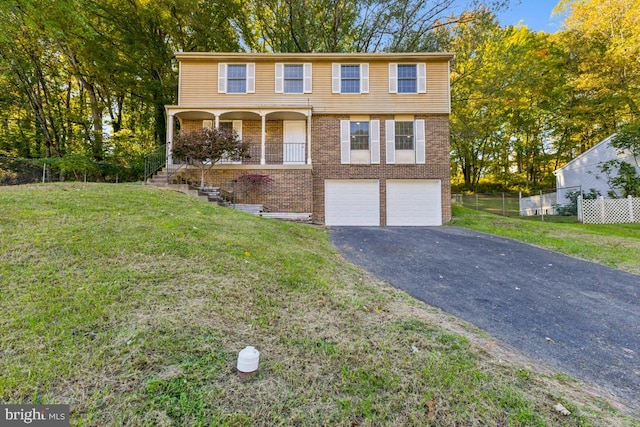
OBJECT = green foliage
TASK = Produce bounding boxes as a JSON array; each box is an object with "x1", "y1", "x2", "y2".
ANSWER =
[
  {"x1": 611, "y1": 123, "x2": 640, "y2": 167},
  {"x1": 554, "y1": 189, "x2": 600, "y2": 216},
  {"x1": 599, "y1": 160, "x2": 640, "y2": 198}
]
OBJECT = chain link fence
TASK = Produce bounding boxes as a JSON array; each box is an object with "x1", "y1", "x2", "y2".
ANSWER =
[
  {"x1": 1, "y1": 156, "x2": 142, "y2": 185},
  {"x1": 452, "y1": 193, "x2": 521, "y2": 217}
]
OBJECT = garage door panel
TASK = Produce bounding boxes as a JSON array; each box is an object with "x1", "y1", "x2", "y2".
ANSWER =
[
  {"x1": 387, "y1": 179, "x2": 441, "y2": 226},
  {"x1": 325, "y1": 180, "x2": 380, "y2": 226}
]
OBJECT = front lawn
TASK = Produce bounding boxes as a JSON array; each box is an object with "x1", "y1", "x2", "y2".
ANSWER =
[{"x1": 0, "y1": 184, "x2": 637, "y2": 426}]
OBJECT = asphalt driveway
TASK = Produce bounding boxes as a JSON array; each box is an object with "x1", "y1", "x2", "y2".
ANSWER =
[{"x1": 330, "y1": 226, "x2": 640, "y2": 410}]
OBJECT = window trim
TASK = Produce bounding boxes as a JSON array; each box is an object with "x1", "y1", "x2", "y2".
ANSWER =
[
  {"x1": 275, "y1": 63, "x2": 312, "y2": 94},
  {"x1": 394, "y1": 121, "x2": 415, "y2": 150},
  {"x1": 389, "y1": 63, "x2": 426, "y2": 94},
  {"x1": 332, "y1": 63, "x2": 369, "y2": 94},
  {"x1": 349, "y1": 121, "x2": 370, "y2": 150},
  {"x1": 218, "y1": 63, "x2": 256, "y2": 94},
  {"x1": 340, "y1": 119, "x2": 380, "y2": 164},
  {"x1": 386, "y1": 119, "x2": 425, "y2": 164}
]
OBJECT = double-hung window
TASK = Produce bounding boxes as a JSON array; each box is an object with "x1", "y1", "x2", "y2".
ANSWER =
[
  {"x1": 389, "y1": 63, "x2": 426, "y2": 94},
  {"x1": 397, "y1": 65, "x2": 417, "y2": 93},
  {"x1": 218, "y1": 63, "x2": 256, "y2": 94},
  {"x1": 340, "y1": 119, "x2": 380, "y2": 164},
  {"x1": 227, "y1": 65, "x2": 246, "y2": 93},
  {"x1": 284, "y1": 65, "x2": 303, "y2": 93},
  {"x1": 350, "y1": 121, "x2": 370, "y2": 150},
  {"x1": 275, "y1": 63, "x2": 312, "y2": 93},
  {"x1": 386, "y1": 119, "x2": 425, "y2": 164},
  {"x1": 341, "y1": 65, "x2": 361, "y2": 93},
  {"x1": 332, "y1": 63, "x2": 369, "y2": 94},
  {"x1": 395, "y1": 121, "x2": 414, "y2": 150}
]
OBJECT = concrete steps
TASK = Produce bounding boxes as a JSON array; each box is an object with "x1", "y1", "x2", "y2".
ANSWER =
[{"x1": 230, "y1": 204, "x2": 264, "y2": 214}]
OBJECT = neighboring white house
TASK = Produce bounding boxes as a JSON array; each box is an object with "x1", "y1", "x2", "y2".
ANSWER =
[{"x1": 553, "y1": 134, "x2": 640, "y2": 203}]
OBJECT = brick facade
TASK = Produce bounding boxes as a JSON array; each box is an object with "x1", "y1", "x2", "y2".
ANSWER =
[
  {"x1": 310, "y1": 114, "x2": 451, "y2": 225},
  {"x1": 186, "y1": 166, "x2": 313, "y2": 212},
  {"x1": 181, "y1": 114, "x2": 450, "y2": 224}
]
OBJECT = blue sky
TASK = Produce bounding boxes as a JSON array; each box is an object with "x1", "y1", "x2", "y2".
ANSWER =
[{"x1": 495, "y1": 0, "x2": 566, "y2": 32}]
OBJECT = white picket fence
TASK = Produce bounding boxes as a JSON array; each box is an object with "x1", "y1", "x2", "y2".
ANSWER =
[{"x1": 578, "y1": 195, "x2": 640, "y2": 224}]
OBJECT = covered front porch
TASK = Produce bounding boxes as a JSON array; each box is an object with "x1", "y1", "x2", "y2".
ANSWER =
[{"x1": 165, "y1": 107, "x2": 313, "y2": 166}]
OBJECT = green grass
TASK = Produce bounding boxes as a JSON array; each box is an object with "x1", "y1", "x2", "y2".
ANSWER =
[
  {"x1": 1, "y1": 183, "x2": 638, "y2": 426},
  {"x1": 450, "y1": 205, "x2": 640, "y2": 275}
]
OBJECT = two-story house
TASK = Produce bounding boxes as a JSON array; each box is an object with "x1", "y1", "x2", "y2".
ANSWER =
[{"x1": 164, "y1": 52, "x2": 453, "y2": 226}]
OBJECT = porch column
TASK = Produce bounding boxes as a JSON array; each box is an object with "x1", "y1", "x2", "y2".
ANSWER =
[
  {"x1": 166, "y1": 113, "x2": 174, "y2": 165},
  {"x1": 306, "y1": 112, "x2": 312, "y2": 164},
  {"x1": 261, "y1": 114, "x2": 266, "y2": 165},
  {"x1": 215, "y1": 115, "x2": 220, "y2": 128}
]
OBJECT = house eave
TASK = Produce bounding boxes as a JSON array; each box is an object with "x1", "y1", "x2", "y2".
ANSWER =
[{"x1": 174, "y1": 51, "x2": 455, "y2": 63}]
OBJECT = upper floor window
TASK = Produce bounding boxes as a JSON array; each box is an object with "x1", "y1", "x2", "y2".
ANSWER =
[
  {"x1": 275, "y1": 63, "x2": 312, "y2": 94},
  {"x1": 218, "y1": 63, "x2": 255, "y2": 94},
  {"x1": 397, "y1": 65, "x2": 417, "y2": 93},
  {"x1": 284, "y1": 65, "x2": 303, "y2": 93},
  {"x1": 227, "y1": 65, "x2": 246, "y2": 93},
  {"x1": 389, "y1": 63, "x2": 426, "y2": 94},
  {"x1": 332, "y1": 63, "x2": 369, "y2": 94},
  {"x1": 395, "y1": 121, "x2": 414, "y2": 149},
  {"x1": 341, "y1": 65, "x2": 361, "y2": 94}
]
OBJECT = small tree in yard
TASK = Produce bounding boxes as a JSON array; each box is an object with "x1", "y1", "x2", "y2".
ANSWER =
[
  {"x1": 235, "y1": 173, "x2": 274, "y2": 203},
  {"x1": 173, "y1": 127, "x2": 249, "y2": 189}
]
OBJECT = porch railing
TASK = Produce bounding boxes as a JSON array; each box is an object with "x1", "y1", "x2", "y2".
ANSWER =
[
  {"x1": 143, "y1": 144, "x2": 166, "y2": 181},
  {"x1": 283, "y1": 142, "x2": 306, "y2": 164}
]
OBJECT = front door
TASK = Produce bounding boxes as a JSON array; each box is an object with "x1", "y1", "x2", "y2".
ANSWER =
[{"x1": 283, "y1": 121, "x2": 306, "y2": 164}]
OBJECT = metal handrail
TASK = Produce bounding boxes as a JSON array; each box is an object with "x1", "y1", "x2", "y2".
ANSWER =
[
  {"x1": 143, "y1": 144, "x2": 167, "y2": 181},
  {"x1": 165, "y1": 160, "x2": 189, "y2": 184}
]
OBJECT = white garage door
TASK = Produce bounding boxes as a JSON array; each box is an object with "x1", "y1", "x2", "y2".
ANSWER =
[
  {"x1": 325, "y1": 180, "x2": 380, "y2": 226},
  {"x1": 387, "y1": 179, "x2": 441, "y2": 226}
]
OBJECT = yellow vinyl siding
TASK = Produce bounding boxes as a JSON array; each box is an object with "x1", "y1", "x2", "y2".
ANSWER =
[
  {"x1": 178, "y1": 56, "x2": 451, "y2": 114},
  {"x1": 179, "y1": 62, "x2": 216, "y2": 105}
]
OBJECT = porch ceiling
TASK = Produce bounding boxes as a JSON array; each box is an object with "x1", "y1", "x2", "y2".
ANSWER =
[
  {"x1": 175, "y1": 111, "x2": 215, "y2": 120},
  {"x1": 264, "y1": 111, "x2": 307, "y2": 120}
]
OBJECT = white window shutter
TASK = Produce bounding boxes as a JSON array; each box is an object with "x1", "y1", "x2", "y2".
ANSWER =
[
  {"x1": 275, "y1": 63, "x2": 284, "y2": 93},
  {"x1": 332, "y1": 63, "x2": 341, "y2": 94},
  {"x1": 415, "y1": 119, "x2": 426, "y2": 164},
  {"x1": 385, "y1": 120, "x2": 395, "y2": 164},
  {"x1": 370, "y1": 120, "x2": 380, "y2": 164},
  {"x1": 218, "y1": 63, "x2": 227, "y2": 93},
  {"x1": 418, "y1": 63, "x2": 427, "y2": 93},
  {"x1": 389, "y1": 63, "x2": 397, "y2": 93},
  {"x1": 340, "y1": 120, "x2": 350, "y2": 164},
  {"x1": 246, "y1": 63, "x2": 256, "y2": 93},
  {"x1": 232, "y1": 120, "x2": 243, "y2": 139},
  {"x1": 303, "y1": 63, "x2": 312, "y2": 93},
  {"x1": 360, "y1": 63, "x2": 369, "y2": 93}
]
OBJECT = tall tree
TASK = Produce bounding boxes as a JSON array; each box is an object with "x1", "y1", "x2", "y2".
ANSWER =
[{"x1": 553, "y1": 0, "x2": 640, "y2": 149}]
